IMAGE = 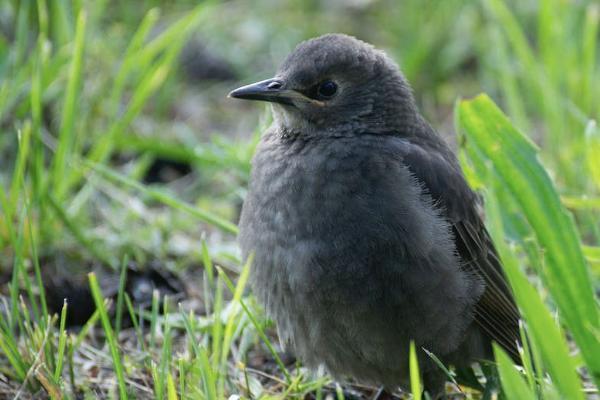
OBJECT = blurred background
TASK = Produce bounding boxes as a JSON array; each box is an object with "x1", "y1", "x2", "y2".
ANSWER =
[{"x1": 0, "y1": 0, "x2": 598, "y2": 398}]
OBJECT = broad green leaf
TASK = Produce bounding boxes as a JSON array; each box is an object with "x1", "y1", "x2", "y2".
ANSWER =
[{"x1": 458, "y1": 95, "x2": 600, "y2": 382}]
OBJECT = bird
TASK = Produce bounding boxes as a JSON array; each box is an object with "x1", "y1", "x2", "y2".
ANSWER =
[{"x1": 229, "y1": 33, "x2": 521, "y2": 398}]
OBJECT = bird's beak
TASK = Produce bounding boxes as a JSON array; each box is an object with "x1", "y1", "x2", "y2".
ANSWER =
[{"x1": 228, "y1": 78, "x2": 301, "y2": 106}]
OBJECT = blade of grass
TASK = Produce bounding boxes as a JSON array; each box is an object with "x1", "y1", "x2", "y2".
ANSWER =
[
  {"x1": 30, "y1": 38, "x2": 45, "y2": 210},
  {"x1": 473, "y1": 141, "x2": 584, "y2": 399},
  {"x1": 494, "y1": 344, "x2": 536, "y2": 399},
  {"x1": 9, "y1": 122, "x2": 32, "y2": 214},
  {"x1": 409, "y1": 341, "x2": 422, "y2": 400},
  {"x1": 25, "y1": 188, "x2": 48, "y2": 320},
  {"x1": 9, "y1": 206, "x2": 27, "y2": 332},
  {"x1": 501, "y1": 248, "x2": 581, "y2": 399},
  {"x1": 518, "y1": 322, "x2": 537, "y2": 395},
  {"x1": 73, "y1": 308, "x2": 101, "y2": 350},
  {"x1": 217, "y1": 257, "x2": 252, "y2": 398},
  {"x1": 200, "y1": 238, "x2": 214, "y2": 313},
  {"x1": 179, "y1": 308, "x2": 217, "y2": 399},
  {"x1": 585, "y1": 120, "x2": 600, "y2": 190},
  {"x1": 84, "y1": 160, "x2": 238, "y2": 234},
  {"x1": 217, "y1": 258, "x2": 292, "y2": 383},
  {"x1": 88, "y1": 272, "x2": 128, "y2": 400},
  {"x1": 158, "y1": 298, "x2": 173, "y2": 400},
  {"x1": 108, "y1": 8, "x2": 161, "y2": 116},
  {"x1": 52, "y1": 9, "x2": 86, "y2": 199},
  {"x1": 124, "y1": 294, "x2": 148, "y2": 354},
  {"x1": 149, "y1": 290, "x2": 160, "y2": 352},
  {"x1": 421, "y1": 348, "x2": 457, "y2": 387},
  {"x1": 115, "y1": 255, "x2": 129, "y2": 334},
  {"x1": 47, "y1": 0, "x2": 72, "y2": 45},
  {"x1": 0, "y1": 331, "x2": 27, "y2": 382},
  {"x1": 210, "y1": 277, "x2": 223, "y2": 372},
  {"x1": 167, "y1": 373, "x2": 178, "y2": 400},
  {"x1": 581, "y1": 4, "x2": 599, "y2": 114},
  {"x1": 53, "y1": 301, "x2": 68, "y2": 381},
  {"x1": 13, "y1": 0, "x2": 31, "y2": 66}
]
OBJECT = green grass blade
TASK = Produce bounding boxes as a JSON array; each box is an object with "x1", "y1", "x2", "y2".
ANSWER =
[
  {"x1": 73, "y1": 308, "x2": 101, "y2": 350},
  {"x1": 409, "y1": 341, "x2": 422, "y2": 400},
  {"x1": 30, "y1": 38, "x2": 46, "y2": 205},
  {"x1": 158, "y1": 299, "x2": 173, "y2": 400},
  {"x1": 52, "y1": 9, "x2": 87, "y2": 199},
  {"x1": 498, "y1": 238, "x2": 583, "y2": 400},
  {"x1": 585, "y1": 120, "x2": 600, "y2": 190},
  {"x1": 149, "y1": 290, "x2": 159, "y2": 351},
  {"x1": 48, "y1": 0, "x2": 72, "y2": 45},
  {"x1": 26, "y1": 196, "x2": 48, "y2": 319},
  {"x1": 9, "y1": 122, "x2": 32, "y2": 214},
  {"x1": 88, "y1": 272, "x2": 128, "y2": 400},
  {"x1": 179, "y1": 308, "x2": 217, "y2": 399},
  {"x1": 217, "y1": 256, "x2": 252, "y2": 397},
  {"x1": 218, "y1": 259, "x2": 292, "y2": 383},
  {"x1": 494, "y1": 344, "x2": 536, "y2": 399},
  {"x1": 124, "y1": 294, "x2": 147, "y2": 354},
  {"x1": 581, "y1": 4, "x2": 599, "y2": 114},
  {"x1": 85, "y1": 161, "x2": 238, "y2": 234},
  {"x1": 167, "y1": 373, "x2": 178, "y2": 400},
  {"x1": 115, "y1": 255, "x2": 129, "y2": 334},
  {"x1": 53, "y1": 301, "x2": 68, "y2": 381},
  {"x1": 13, "y1": 0, "x2": 31, "y2": 66},
  {"x1": 108, "y1": 8, "x2": 161, "y2": 116}
]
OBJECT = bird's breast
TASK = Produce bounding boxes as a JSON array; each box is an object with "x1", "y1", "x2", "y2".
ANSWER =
[
  {"x1": 242, "y1": 135, "x2": 365, "y2": 241},
  {"x1": 238, "y1": 133, "x2": 410, "y2": 298}
]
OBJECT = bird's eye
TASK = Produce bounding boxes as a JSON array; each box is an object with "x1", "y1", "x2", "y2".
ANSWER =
[{"x1": 317, "y1": 80, "x2": 338, "y2": 98}]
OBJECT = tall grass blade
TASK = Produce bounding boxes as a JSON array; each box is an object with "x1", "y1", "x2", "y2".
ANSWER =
[
  {"x1": 409, "y1": 341, "x2": 422, "y2": 400},
  {"x1": 85, "y1": 161, "x2": 238, "y2": 234},
  {"x1": 88, "y1": 272, "x2": 129, "y2": 400},
  {"x1": 52, "y1": 10, "x2": 87, "y2": 199},
  {"x1": 494, "y1": 344, "x2": 536, "y2": 399}
]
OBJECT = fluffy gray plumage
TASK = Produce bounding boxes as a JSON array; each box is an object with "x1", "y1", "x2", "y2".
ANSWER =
[{"x1": 230, "y1": 33, "x2": 520, "y2": 397}]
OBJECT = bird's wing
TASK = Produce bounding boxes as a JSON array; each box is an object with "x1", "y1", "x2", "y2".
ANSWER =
[{"x1": 397, "y1": 135, "x2": 521, "y2": 361}]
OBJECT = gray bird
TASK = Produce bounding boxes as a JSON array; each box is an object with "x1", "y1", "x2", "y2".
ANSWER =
[{"x1": 230, "y1": 33, "x2": 520, "y2": 397}]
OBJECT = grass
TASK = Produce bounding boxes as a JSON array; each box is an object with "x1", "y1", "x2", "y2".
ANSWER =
[
  {"x1": 458, "y1": 96, "x2": 594, "y2": 400},
  {"x1": 0, "y1": 0, "x2": 598, "y2": 398}
]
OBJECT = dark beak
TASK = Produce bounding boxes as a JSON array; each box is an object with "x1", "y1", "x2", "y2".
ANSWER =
[{"x1": 228, "y1": 78, "x2": 296, "y2": 106}]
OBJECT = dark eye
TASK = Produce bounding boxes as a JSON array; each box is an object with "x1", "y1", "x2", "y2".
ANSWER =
[{"x1": 317, "y1": 80, "x2": 337, "y2": 98}]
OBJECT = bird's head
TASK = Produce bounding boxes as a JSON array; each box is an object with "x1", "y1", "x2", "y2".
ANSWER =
[{"x1": 229, "y1": 33, "x2": 419, "y2": 137}]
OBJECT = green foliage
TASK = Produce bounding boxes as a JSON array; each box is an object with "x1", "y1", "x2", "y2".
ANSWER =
[
  {"x1": 481, "y1": 0, "x2": 600, "y2": 190},
  {"x1": 458, "y1": 95, "x2": 598, "y2": 397}
]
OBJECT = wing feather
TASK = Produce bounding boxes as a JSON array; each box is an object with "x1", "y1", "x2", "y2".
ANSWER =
[{"x1": 397, "y1": 134, "x2": 521, "y2": 361}]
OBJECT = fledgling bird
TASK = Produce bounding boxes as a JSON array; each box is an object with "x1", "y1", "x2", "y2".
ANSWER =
[{"x1": 230, "y1": 33, "x2": 520, "y2": 397}]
